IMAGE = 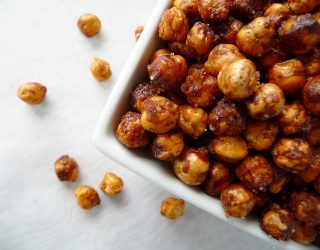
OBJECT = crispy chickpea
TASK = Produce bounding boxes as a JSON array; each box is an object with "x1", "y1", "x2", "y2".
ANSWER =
[
  {"x1": 168, "y1": 42, "x2": 195, "y2": 59},
  {"x1": 288, "y1": 0, "x2": 320, "y2": 14},
  {"x1": 264, "y1": 3, "x2": 292, "y2": 27},
  {"x1": 272, "y1": 138, "x2": 311, "y2": 172},
  {"x1": 198, "y1": 0, "x2": 230, "y2": 22},
  {"x1": 267, "y1": 59, "x2": 306, "y2": 96},
  {"x1": 220, "y1": 183, "x2": 255, "y2": 218},
  {"x1": 17, "y1": 82, "x2": 46, "y2": 105},
  {"x1": 173, "y1": 0, "x2": 199, "y2": 18},
  {"x1": 236, "y1": 155, "x2": 274, "y2": 191},
  {"x1": 260, "y1": 203, "x2": 294, "y2": 240},
  {"x1": 303, "y1": 76, "x2": 320, "y2": 116},
  {"x1": 173, "y1": 147, "x2": 210, "y2": 185},
  {"x1": 298, "y1": 147, "x2": 320, "y2": 183},
  {"x1": 315, "y1": 176, "x2": 320, "y2": 194},
  {"x1": 278, "y1": 102, "x2": 307, "y2": 135},
  {"x1": 90, "y1": 58, "x2": 112, "y2": 82},
  {"x1": 257, "y1": 44, "x2": 288, "y2": 71},
  {"x1": 236, "y1": 17, "x2": 276, "y2": 57},
  {"x1": 289, "y1": 191, "x2": 320, "y2": 226},
  {"x1": 150, "y1": 49, "x2": 171, "y2": 62},
  {"x1": 204, "y1": 162, "x2": 231, "y2": 197},
  {"x1": 151, "y1": 132, "x2": 184, "y2": 160},
  {"x1": 268, "y1": 167, "x2": 290, "y2": 194},
  {"x1": 115, "y1": 111, "x2": 151, "y2": 148},
  {"x1": 134, "y1": 25, "x2": 144, "y2": 40},
  {"x1": 244, "y1": 120, "x2": 279, "y2": 151},
  {"x1": 54, "y1": 155, "x2": 79, "y2": 182},
  {"x1": 211, "y1": 136, "x2": 248, "y2": 163},
  {"x1": 298, "y1": 48, "x2": 320, "y2": 77},
  {"x1": 314, "y1": 11, "x2": 320, "y2": 24},
  {"x1": 293, "y1": 222, "x2": 317, "y2": 245},
  {"x1": 230, "y1": 0, "x2": 271, "y2": 21},
  {"x1": 208, "y1": 98, "x2": 246, "y2": 136},
  {"x1": 215, "y1": 17, "x2": 244, "y2": 45},
  {"x1": 302, "y1": 115, "x2": 320, "y2": 146},
  {"x1": 278, "y1": 14, "x2": 320, "y2": 55},
  {"x1": 218, "y1": 59, "x2": 258, "y2": 100},
  {"x1": 74, "y1": 185, "x2": 100, "y2": 210},
  {"x1": 246, "y1": 83, "x2": 285, "y2": 120},
  {"x1": 100, "y1": 172, "x2": 124, "y2": 196},
  {"x1": 158, "y1": 7, "x2": 189, "y2": 42},
  {"x1": 77, "y1": 13, "x2": 101, "y2": 37},
  {"x1": 160, "y1": 197, "x2": 185, "y2": 220}
]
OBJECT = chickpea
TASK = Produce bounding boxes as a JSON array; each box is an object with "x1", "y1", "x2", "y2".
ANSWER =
[
  {"x1": 220, "y1": 183, "x2": 255, "y2": 218},
  {"x1": 253, "y1": 191, "x2": 270, "y2": 211},
  {"x1": 17, "y1": 82, "x2": 46, "y2": 105},
  {"x1": 314, "y1": 11, "x2": 320, "y2": 24},
  {"x1": 230, "y1": 0, "x2": 271, "y2": 21},
  {"x1": 298, "y1": 48, "x2": 320, "y2": 77},
  {"x1": 315, "y1": 176, "x2": 320, "y2": 194},
  {"x1": 208, "y1": 98, "x2": 246, "y2": 136},
  {"x1": 134, "y1": 25, "x2": 144, "y2": 40},
  {"x1": 198, "y1": 0, "x2": 230, "y2": 22},
  {"x1": 203, "y1": 162, "x2": 231, "y2": 197},
  {"x1": 115, "y1": 111, "x2": 151, "y2": 148},
  {"x1": 74, "y1": 185, "x2": 100, "y2": 210},
  {"x1": 303, "y1": 75, "x2": 320, "y2": 116},
  {"x1": 160, "y1": 197, "x2": 185, "y2": 220},
  {"x1": 272, "y1": 138, "x2": 311, "y2": 172},
  {"x1": 100, "y1": 172, "x2": 124, "y2": 196},
  {"x1": 293, "y1": 222, "x2": 317, "y2": 245},
  {"x1": 236, "y1": 17, "x2": 276, "y2": 57},
  {"x1": 264, "y1": 3, "x2": 292, "y2": 27},
  {"x1": 172, "y1": 0, "x2": 199, "y2": 18},
  {"x1": 204, "y1": 44, "x2": 245, "y2": 77},
  {"x1": 218, "y1": 59, "x2": 258, "y2": 100},
  {"x1": 260, "y1": 203, "x2": 294, "y2": 240},
  {"x1": 289, "y1": 191, "x2": 320, "y2": 226},
  {"x1": 257, "y1": 44, "x2": 288, "y2": 71},
  {"x1": 268, "y1": 167, "x2": 290, "y2": 194},
  {"x1": 173, "y1": 147, "x2": 210, "y2": 185},
  {"x1": 288, "y1": 0, "x2": 320, "y2": 14},
  {"x1": 246, "y1": 83, "x2": 285, "y2": 120},
  {"x1": 302, "y1": 115, "x2": 320, "y2": 146},
  {"x1": 54, "y1": 155, "x2": 79, "y2": 182},
  {"x1": 211, "y1": 136, "x2": 248, "y2": 163},
  {"x1": 150, "y1": 49, "x2": 171, "y2": 63},
  {"x1": 158, "y1": 7, "x2": 189, "y2": 42},
  {"x1": 215, "y1": 17, "x2": 244, "y2": 45},
  {"x1": 90, "y1": 58, "x2": 112, "y2": 82},
  {"x1": 77, "y1": 13, "x2": 101, "y2": 37},
  {"x1": 244, "y1": 120, "x2": 279, "y2": 151},
  {"x1": 297, "y1": 147, "x2": 320, "y2": 183},
  {"x1": 151, "y1": 132, "x2": 184, "y2": 160},
  {"x1": 168, "y1": 42, "x2": 194, "y2": 59}
]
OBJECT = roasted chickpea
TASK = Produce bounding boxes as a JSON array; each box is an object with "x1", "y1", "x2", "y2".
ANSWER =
[
  {"x1": 268, "y1": 167, "x2": 290, "y2": 194},
  {"x1": 253, "y1": 191, "x2": 270, "y2": 211},
  {"x1": 303, "y1": 75, "x2": 320, "y2": 116},
  {"x1": 17, "y1": 82, "x2": 47, "y2": 105},
  {"x1": 293, "y1": 222, "x2": 317, "y2": 245},
  {"x1": 77, "y1": 13, "x2": 101, "y2": 37},
  {"x1": 246, "y1": 83, "x2": 285, "y2": 120},
  {"x1": 100, "y1": 172, "x2": 124, "y2": 196},
  {"x1": 74, "y1": 185, "x2": 100, "y2": 210},
  {"x1": 158, "y1": 7, "x2": 189, "y2": 42},
  {"x1": 160, "y1": 197, "x2": 185, "y2": 220},
  {"x1": 297, "y1": 147, "x2": 320, "y2": 183},
  {"x1": 173, "y1": 0, "x2": 199, "y2": 18},
  {"x1": 151, "y1": 132, "x2": 184, "y2": 160},
  {"x1": 150, "y1": 49, "x2": 171, "y2": 62},
  {"x1": 244, "y1": 120, "x2": 279, "y2": 151},
  {"x1": 204, "y1": 44, "x2": 245, "y2": 77},
  {"x1": 204, "y1": 162, "x2": 231, "y2": 197},
  {"x1": 289, "y1": 191, "x2": 320, "y2": 226},
  {"x1": 230, "y1": 0, "x2": 271, "y2": 21},
  {"x1": 215, "y1": 17, "x2": 244, "y2": 44},
  {"x1": 198, "y1": 0, "x2": 230, "y2": 22},
  {"x1": 218, "y1": 59, "x2": 258, "y2": 100},
  {"x1": 257, "y1": 44, "x2": 288, "y2": 71},
  {"x1": 302, "y1": 115, "x2": 320, "y2": 146},
  {"x1": 272, "y1": 138, "x2": 311, "y2": 172},
  {"x1": 168, "y1": 42, "x2": 195, "y2": 59},
  {"x1": 315, "y1": 176, "x2": 320, "y2": 194},
  {"x1": 264, "y1": 3, "x2": 292, "y2": 27},
  {"x1": 134, "y1": 25, "x2": 144, "y2": 40},
  {"x1": 54, "y1": 155, "x2": 79, "y2": 182},
  {"x1": 90, "y1": 58, "x2": 112, "y2": 82},
  {"x1": 298, "y1": 48, "x2": 320, "y2": 77},
  {"x1": 211, "y1": 136, "x2": 248, "y2": 163},
  {"x1": 173, "y1": 147, "x2": 210, "y2": 185},
  {"x1": 115, "y1": 111, "x2": 151, "y2": 148},
  {"x1": 314, "y1": 11, "x2": 320, "y2": 24},
  {"x1": 208, "y1": 98, "x2": 246, "y2": 136},
  {"x1": 288, "y1": 0, "x2": 320, "y2": 14},
  {"x1": 220, "y1": 183, "x2": 255, "y2": 218}
]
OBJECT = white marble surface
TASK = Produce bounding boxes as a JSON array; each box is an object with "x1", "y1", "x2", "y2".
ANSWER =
[{"x1": 0, "y1": 0, "x2": 283, "y2": 249}]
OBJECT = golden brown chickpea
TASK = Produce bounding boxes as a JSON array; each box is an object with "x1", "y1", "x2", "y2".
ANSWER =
[
  {"x1": 17, "y1": 82, "x2": 47, "y2": 105},
  {"x1": 220, "y1": 183, "x2": 255, "y2": 218},
  {"x1": 278, "y1": 14, "x2": 320, "y2": 55},
  {"x1": 230, "y1": 0, "x2": 271, "y2": 21},
  {"x1": 303, "y1": 76, "x2": 320, "y2": 116},
  {"x1": 278, "y1": 102, "x2": 307, "y2": 135},
  {"x1": 268, "y1": 167, "x2": 290, "y2": 194},
  {"x1": 264, "y1": 3, "x2": 292, "y2": 27},
  {"x1": 272, "y1": 138, "x2": 311, "y2": 172},
  {"x1": 158, "y1": 7, "x2": 189, "y2": 42},
  {"x1": 150, "y1": 49, "x2": 172, "y2": 62},
  {"x1": 54, "y1": 155, "x2": 79, "y2": 182},
  {"x1": 208, "y1": 98, "x2": 246, "y2": 136},
  {"x1": 168, "y1": 42, "x2": 195, "y2": 59},
  {"x1": 77, "y1": 13, "x2": 101, "y2": 37},
  {"x1": 246, "y1": 83, "x2": 285, "y2": 120},
  {"x1": 260, "y1": 203, "x2": 294, "y2": 240},
  {"x1": 160, "y1": 197, "x2": 185, "y2": 220},
  {"x1": 289, "y1": 191, "x2": 320, "y2": 226},
  {"x1": 204, "y1": 44, "x2": 245, "y2": 77},
  {"x1": 298, "y1": 48, "x2": 320, "y2": 77},
  {"x1": 215, "y1": 17, "x2": 244, "y2": 45},
  {"x1": 218, "y1": 59, "x2": 258, "y2": 100},
  {"x1": 298, "y1": 147, "x2": 320, "y2": 183},
  {"x1": 244, "y1": 120, "x2": 279, "y2": 151},
  {"x1": 115, "y1": 111, "x2": 151, "y2": 148},
  {"x1": 173, "y1": 0, "x2": 200, "y2": 18},
  {"x1": 198, "y1": 0, "x2": 230, "y2": 22},
  {"x1": 173, "y1": 147, "x2": 210, "y2": 185},
  {"x1": 100, "y1": 172, "x2": 124, "y2": 196},
  {"x1": 288, "y1": 0, "x2": 320, "y2": 14},
  {"x1": 293, "y1": 222, "x2": 317, "y2": 245},
  {"x1": 90, "y1": 58, "x2": 112, "y2": 82},
  {"x1": 236, "y1": 17, "x2": 276, "y2": 57},
  {"x1": 315, "y1": 176, "x2": 320, "y2": 194},
  {"x1": 314, "y1": 11, "x2": 320, "y2": 24},
  {"x1": 257, "y1": 44, "x2": 288, "y2": 71},
  {"x1": 211, "y1": 136, "x2": 248, "y2": 163},
  {"x1": 134, "y1": 25, "x2": 144, "y2": 41},
  {"x1": 151, "y1": 132, "x2": 184, "y2": 160},
  {"x1": 267, "y1": 59, "x2": 306, "y2": 96},
  {"x1": 74, "y1": 185, "x2": 100, "y2": 210},
  {"x1": 236, "y1": 155, "x2": 274, "y2": 191},
  {"x1": 302, "y1": 115, "x2": 320, "y2": 146},
  {"x1": 141, "y1": 96, "x2": 178, "y2": 134}
]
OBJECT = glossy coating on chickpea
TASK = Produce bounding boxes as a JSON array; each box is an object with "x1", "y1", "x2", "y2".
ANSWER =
[
  {"x1": 302, "y1": 115, "x2": 320, "y2": 146},
  {"x1": 268, "y1": 167, "x2": 289, "y2": 194},
  {"x1": 17, "y1": 82, "x2": 47, "y2": 105},
  {"x1": 173, "y1": 0, "x2": 199, "y2": 18},
  {"x1": 298, "y1": 48, "x2": 320, "y2": 77},
  {"x1": 230, "y1": 0, "x2": 271, "y2": 21},
  {"x1": 293, "y1": 222, "x2": 317, "y2": 245},
  {"x1": 173, "y1": 147, "x2": 210, "y2": 185},
  {"x1": 298, "y1": 147, "x2": 320, "y2": 183},
  {"x1": 160, "y1": 197, "x2": 185, "y2": 220},
  {"x1": 100, "y1": 172, "x2": 124, "y2": 196},
  {"x1": 264, "y1": 3, "x2": 292, "y2": 27},
  {"x1": 54, "y1": 155, "x2": 79, "y2": 182},
  {"x1": 198, "y1": 0, "x2": 230, "y2": 22},
  {"x1": 74, "y1": 185, "x2": 100, "y2": 210},
  {"x1": 77, "y1": 13, "x2": 101, "y2": 37},
  {"x1": 150, "y1": 49, "x2": 171, "y2": 62},
  {"x1": 168, "y1": 42, "x2": 194, "y2": 59},
  {"x1": 257, "y1": 43, "x2": 288, "y2": 71},
  {"x1": 151, "y1": 132, "x2": 184, "y2": 160},
  {"x1": 215, "y1": 17, "x2": 244, "y2": 44},
  {"x1": 303, "y1": 76, "x2": 320, "y2": 116},
  {"x1": 288, "y1": 0, "x2": 320, "y2": 14},
  {"x1": 91, "y1": 58, "x2": 112, "y2": 82}
]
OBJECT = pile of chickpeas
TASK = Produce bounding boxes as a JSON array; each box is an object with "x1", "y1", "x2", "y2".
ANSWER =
[{"x1": 115, "y1": 0, "x2": 320, "y2": 245}]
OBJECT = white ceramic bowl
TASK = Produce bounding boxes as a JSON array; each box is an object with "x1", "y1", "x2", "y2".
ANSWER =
[{"x1": 93, "y1": 1, "x2": 317, "y2": 249}]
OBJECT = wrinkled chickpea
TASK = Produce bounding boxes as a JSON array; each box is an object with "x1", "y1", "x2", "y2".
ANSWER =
[
  {"x1": 298, "y1": 48, "x2": 320, "y2": 77},
  {"x1": 77, "y1": 13, "x2": 101, "y2": 37},
  {"x1": 198, "y1": 0, "x2": 230, "y2": 22},
  {"x1": 257, "y1": 43, "x2": 288, "y2": 71},
  {"x1": 17, "y1": 82, "x2": 47, "y2": 105},
  {"x1": 135, "y1": 25, "x2": 144, "y2": 41},
  {"x1": 215, "y1": 17, "x2": 244, "y2": 44},
  {"x1": 268, "y1": 167, "x2": 290, "y2": 194},
  {"x1": 151, "y1": 132, "x2": 184, "y2": 160},
  {"x1": 288, "y1": 0, "x2": 320, "y2": 14},
  {"x1": 160, "y1": 197, "x2": 185, "y2": 220},
  {"x1": 264, "y1": 3, "x2": 292, "y2": 27},
  {"x1": 54, "y1": 155, "x2": 79, "y2": 182},
  {"x1": 302, "y1": 115, "x2": 320, "y2": 146},
  {"x1": 91, "y1": 58, "x2": 112, "y2": 82},
  {"x1": 168, "y1": 42, "x2": 195, "y2": 59},
  {"x1": 100, "y1": 172, "x2": 124, "y2": 196},
  {"x1": 74, "y1": 185, "x2": 100, "y2": 210},
  {"x1": 297, "y1": 148, "x2": 320, "y2": 183},
  {"x1": 230, "y1": 0, "x2": 271, "y2": 21},
  {"x1": 293, "y1": 222, "x2": 317, "y2": 245},
  {"x1": 172, "y1": 0, "x2": 199, "y2": 18},
  {"x1": 303, "y1": 76, "x2": 320, "y2": 116}
]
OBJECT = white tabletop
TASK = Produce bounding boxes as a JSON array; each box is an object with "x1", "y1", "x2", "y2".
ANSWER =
[{"x1": 0, "y1": 0, "x2": 282, "y2": 249}]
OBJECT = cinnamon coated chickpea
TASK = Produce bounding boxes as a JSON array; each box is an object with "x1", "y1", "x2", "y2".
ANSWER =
[
  {"x1": 264, "y1": 3, "x2": 292, "y2": 27},
  {"x1": 268, "y1": 167, "x2": 290, "y2": 194},
  {"x1": 293, "y1": 222, "x2": 317, "y2": 245},
  {"x1": 17, "y1": 82, "x2": 47, "y2": 105},
  {"x1": 160, "y1": 197, "x2": 185, "y2": 220},
  {"x1": 54, "y1": 155, "x2": 79, "y2": 182},
  {"x1": 297, "y1": 147, "x2": 320, "y2": 183},
  {"x1": 74, "y1": 185, "x2": 100, "y2": 210},
  {"x1": 302, "y1": 115, "x2": 320, "y2": 146},
  {"x1": 215, "y1": 17, "x2": 244, "y2": 44},
  {"x1": 151, "y1": 132, "x2": 184, "y2": 160},
  {"x1": 100, "y1": 172, "x2": 123, "y2": 196},
  {"x1": 198, "y1": 0, "x2": 230, "y2": 22},
  {"x1": 303, "y1": 76, "x2": 320, "y2": 116},
  {"x1": 288, "y1": 0, "x2": 320, "y2": 14},
  {"x1": 77, "y1": 13, "x2": 101, "y2": 37},
  {"x1": 90, "y1": 58, "x2": 112, "y2": 82},
  {"x1": 298, "y1": 48, "x2": 320, "y2": 77},
  {"x1": 230, "y1": 0, "x2": 271, "y2": 21}
]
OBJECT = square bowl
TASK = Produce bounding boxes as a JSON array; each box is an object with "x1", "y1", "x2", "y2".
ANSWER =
[{"x1": 93, "y1": 1, "x2": 317, "y2": 249}]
